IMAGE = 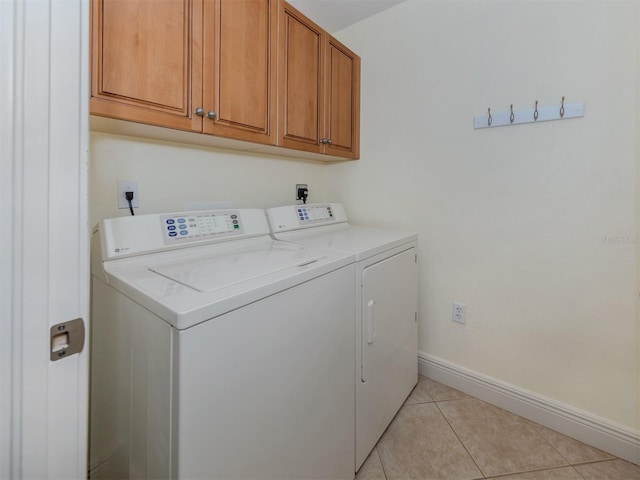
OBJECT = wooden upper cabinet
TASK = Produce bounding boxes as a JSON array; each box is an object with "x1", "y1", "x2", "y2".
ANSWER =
[
  {"x1": 278, "y1": 1, "x2": 360, "y2": 159},
  {"x1": 91, "y1": 0, "x2": 359, "y2": 159},
  {"x1": 278, "y1": 3, "x2": 324, "y2": 153},
  {"x1": 202, "y1": 0, "x2": 277, "y2": 144},
  {"x1": 91, "y1": 0, "x2": 203, "y2": 131},
  {"x1": 91, "y1": 0, "x2": 277, "y2": 144},
  {"x1": 324, "y1": 36, "x2": 360, "y2": 159}
]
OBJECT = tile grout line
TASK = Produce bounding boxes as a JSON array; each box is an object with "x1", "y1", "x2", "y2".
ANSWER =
[
  {"x1": 376, "y1": 447, "x2": 389, "y2": 480},
  {"x1": 528, "y1": 421, "x2": 573, "y2": 468},
  {"x1": 483, "y1": 465, "x2": 586, "y2": 479},
  {"x1": 366, "y1": 396, "x2": 420, "y2": 480},
  {"x1": 374, "y1": 396, "x2": 445, "y2": 478},
  {"x1": 564, "y1": 457, "x2": 638, "y2": 480},
  {"x1": 433, "y1": 399, "x2": 487, "y2": 479},
  {"x1": 519, "y1": 418, "x2": 623, "y2": 474},
  {"x1": 572, "y1": 458, "x2": 623, "y2": 467},
  {"x1": 574, "y1": 466, "x2": 588, "y2": 480}
]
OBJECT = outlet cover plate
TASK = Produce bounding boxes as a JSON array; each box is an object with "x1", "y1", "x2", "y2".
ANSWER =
[
  {"x1": 296, "y1": 183, "x2": 308, "y2": 201},
  {"x1": 118, "y1": 181, "x2": 139, "y2": 209},
  {"x1": 453, "y1": 302, "x2": 466, "y2": 324}
]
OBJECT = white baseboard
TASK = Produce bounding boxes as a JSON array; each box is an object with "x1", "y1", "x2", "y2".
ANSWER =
[{"x1": 419, "y1": 352, "x2": 640, "y2": 466}]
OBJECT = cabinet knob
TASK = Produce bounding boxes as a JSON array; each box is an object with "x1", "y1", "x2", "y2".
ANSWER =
[
  {"x1": 207, "y1": 110, "x2": 217, "y2": 120},
  {"x1": 326, "y1": 139, "x2": 333, "y2": 145},
  {"x1": 194, "y1": 107, "x2": 204, "y2": 117},
  {"x1": 321, "y1": 138, "x2": 332, "y2": 145}
]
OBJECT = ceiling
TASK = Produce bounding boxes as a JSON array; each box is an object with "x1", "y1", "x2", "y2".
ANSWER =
[{"x1": 288, "y1": 0, "x2": 406, "y2": 33}]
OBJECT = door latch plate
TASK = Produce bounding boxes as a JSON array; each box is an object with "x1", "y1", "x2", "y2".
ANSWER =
[{"x1": 50, "y1": 318, "x2": 85, "y2": 361}]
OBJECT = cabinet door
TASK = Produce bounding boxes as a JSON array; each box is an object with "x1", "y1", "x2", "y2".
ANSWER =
[
  {"x1": 202, "y1": 0, "x2": 277, "y2": 144},
  {"x1": 324, "y1": 36, "x2": 360, "y2": 159},
  {"x1": 91, "y1": 0, "x2": 203, "y2": 131},
  {"x1": 277, "y1": 1, "x2": 324, "y2": 154}
]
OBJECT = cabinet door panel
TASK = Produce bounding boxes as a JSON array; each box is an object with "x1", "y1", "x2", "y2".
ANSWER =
[
  {"x1": 91, "y1": 0, "x2": 202, "y2": 131},
  {"x1": 278, "y1": 4, "x2": 323, "y2": 153},
  {"x1": 203, "y1": 0, "x2": 276, "y2": 144},
  {"x1": 325, "y1": 37, "x2": 360, "y2": 159},
  {"x1": 102, "y1": 0, "x2": 185, "y2": 108}
]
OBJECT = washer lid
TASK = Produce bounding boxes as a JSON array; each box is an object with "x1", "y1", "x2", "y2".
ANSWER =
[
  {"x1": 100, "y1": 237, "x2": 355, "y2": 330},
  {"x1": 149, "y1": 246, "x2": 325, "y2": 292}
]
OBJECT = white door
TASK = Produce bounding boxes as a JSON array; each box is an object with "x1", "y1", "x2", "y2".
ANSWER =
[
  {"x1": 361, "y1": 248, "x2": 417, "y2": 382},
  {"x1": 0, "y1": 0, "x2": 89, "y2": 478}
]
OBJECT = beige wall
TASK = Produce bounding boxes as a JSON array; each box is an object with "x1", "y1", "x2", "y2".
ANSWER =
[
  {"x1": 329, "y1": 0, "x2": 639, "y2": 431},
  {"x1": 89, "y1": 133, "x2": 328, "y2": 227},
  {"x1": 89, "y1": 0, "x2": 640, "y2": 433}
]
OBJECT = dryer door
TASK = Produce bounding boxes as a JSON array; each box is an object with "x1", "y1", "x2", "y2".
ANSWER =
[{"x1": 361, "y1": 248, "x2": 417, "y2": 382}]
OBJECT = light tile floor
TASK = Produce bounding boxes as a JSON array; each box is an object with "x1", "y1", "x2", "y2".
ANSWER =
[{"x1": 356, "y1": 376, "x2": 640, "y2": 480}]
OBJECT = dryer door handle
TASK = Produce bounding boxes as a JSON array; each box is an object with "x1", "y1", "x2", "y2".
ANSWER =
[{"x1": 366, "y1": 300, "x2": 375, "y2": 344}]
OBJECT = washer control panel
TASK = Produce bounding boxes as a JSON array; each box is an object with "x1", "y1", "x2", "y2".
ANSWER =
[
  {"x1": 160, "y1": 210, "x2": 244, "y2": 244},
  {"x1": 297, "y1": 204, "x2": 334, "y2": 225}
]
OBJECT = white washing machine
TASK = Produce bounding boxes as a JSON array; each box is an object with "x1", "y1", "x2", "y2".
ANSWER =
[
  {"x1": 89, "y1": 209, "x2": 357, "y2": 479},
  {"x1": 267, "y1": 203, "x2": 418, "y2": 471}
]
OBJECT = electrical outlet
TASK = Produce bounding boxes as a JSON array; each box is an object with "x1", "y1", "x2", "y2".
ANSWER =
[
  {"x1": 117, "y1": 181, "x2": 139, "y2": 209},
  {"x1": 452, "y1": 302, "x2": 466, "y2": 324},
  {"x1": 296, "y1": 183, "x2": 308, "y2": 202}
]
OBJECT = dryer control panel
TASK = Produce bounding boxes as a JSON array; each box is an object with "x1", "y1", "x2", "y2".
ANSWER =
[
  {"x1": 296, "y1": 205, "x2": 334, "y2": 224},
  {"x1": 161, "y1": 210, "x2": 244, "y2": 244},
  {"x1": 267, "y1": 203, "x2": 349, "y2": 233}
]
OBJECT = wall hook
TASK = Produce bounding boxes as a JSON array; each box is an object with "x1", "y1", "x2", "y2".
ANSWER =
[
  {"x1": 509, "y1": 104, "x2": 514, "y2": 124},
  {"x1": 560, "y1": 96, "x2": 565, "y2": 118},
  {"x1": 488, "y1": 108, "x2": 492, "y2": 126}
]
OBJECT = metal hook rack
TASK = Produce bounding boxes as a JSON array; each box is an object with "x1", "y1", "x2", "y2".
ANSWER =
[{"x1": 474, "y1": 98, "x2": 584, "y2": 129}]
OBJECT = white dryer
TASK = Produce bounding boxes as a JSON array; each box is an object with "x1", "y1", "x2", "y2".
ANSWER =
[
  {"x1": 89, "y1": 209, "x2": 357, "y2": 479},
  {"x1": 267, "y1": 203, "x2": 418, "y2": 471}
]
